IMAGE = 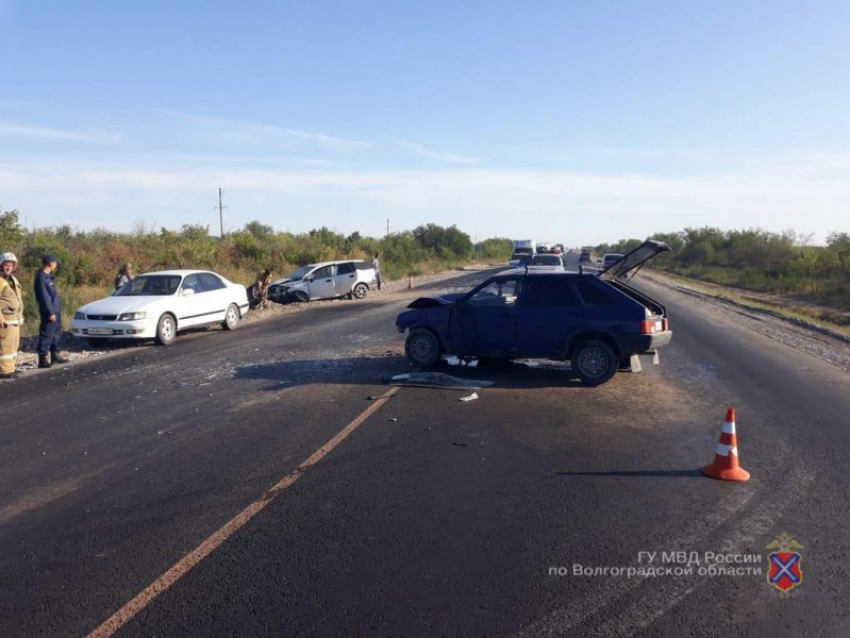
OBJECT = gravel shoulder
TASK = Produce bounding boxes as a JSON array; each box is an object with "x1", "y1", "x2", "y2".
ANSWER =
[{"x1": 640, "y1": 271, "x2": 850, "y2": 373}]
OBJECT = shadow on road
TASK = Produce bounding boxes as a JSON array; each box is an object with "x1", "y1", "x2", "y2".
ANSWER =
[
  {"x1": 233, "y1": 355, "x2": 593, "y2": 391},
  {"x1": 555, "y1": 469, "x2": 703, "y2": 478}
]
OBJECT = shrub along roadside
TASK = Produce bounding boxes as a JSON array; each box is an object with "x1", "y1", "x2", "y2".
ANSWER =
[
  {"x1": 0, "y1": 211, "x2": 512, "y2": 337},
  {"x1": 595, "y1": 227, "x2": 850, "y2": 313}
]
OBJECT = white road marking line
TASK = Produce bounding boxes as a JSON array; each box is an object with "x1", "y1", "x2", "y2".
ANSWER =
[{"x1": 85, "y1": 386, "x2": 400, "y2": 638}]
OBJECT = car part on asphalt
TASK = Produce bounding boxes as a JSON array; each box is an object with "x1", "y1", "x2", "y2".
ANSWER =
[{"x1": 388, "y1": 372, "x2": 494, "y2": 389}]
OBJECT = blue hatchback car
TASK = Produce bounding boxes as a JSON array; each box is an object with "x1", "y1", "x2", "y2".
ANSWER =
[{"x1": 395, "y1": 240, "x2": 673, "y2": 385}]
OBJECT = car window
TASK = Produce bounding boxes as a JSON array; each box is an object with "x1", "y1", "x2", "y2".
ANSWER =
[
  {"x1": 522, "y1": 277, "x2": 578, "y2": 306},
  {"x1": 313, "y1": 265, "x2": 335, "y2": 279},
  {"x1": 576, "y1": 278, "x2": 615, "y2": 305},
  {"x1": 182, "y1": 274, "x2": 203, "y2": 293},
  {"x1": 286, "y1": 265, "x2": 313, "y2": 281},
  {"x1": 336, "y1": 262, "x2": 356, "y2": 275},
  {"x1": 467, "y1": 279, "x2": 521, "y2": 306},
  {"x1": 531, "y1": 255, "x2": 561, "y2": 265},
  {"x1": 199, "y1": 273, "x2": 225, "y2": 291},
  {"x1": 118, "y1": 275, "x2": 181, "y2": 296}
]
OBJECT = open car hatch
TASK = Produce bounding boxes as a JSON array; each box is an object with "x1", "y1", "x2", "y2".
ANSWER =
[{"x1": 598, "y1": 239, "x2": 671, "y2": 281}]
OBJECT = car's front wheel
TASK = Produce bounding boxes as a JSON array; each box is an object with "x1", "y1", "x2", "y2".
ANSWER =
[
  {"x1": 571, "y1": 340, "x2": 617, "y2": 386},
  {"x1": 293, "y1": 290, "x2": 310, "y2": 303},
  {"x1": 222, "y1": 304, "x2": 240, "y2": 331},
  {"x1": 405, "y1": 329, "x2": 442, "y2": 368},
  {"x1": 155, "y1": 314, "x2": 177, "y2": 346},
  {"x1": 352, "y1": 283, "x2": 369, "y2": 300}
]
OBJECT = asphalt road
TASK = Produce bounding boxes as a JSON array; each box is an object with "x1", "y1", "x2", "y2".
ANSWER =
[{"x1": 1, "y1": 264, "x2": 848, "y2": 638}]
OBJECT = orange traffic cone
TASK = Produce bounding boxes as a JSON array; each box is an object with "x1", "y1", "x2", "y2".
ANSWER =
[
  {"x1": 407, "y1": 276, "x2": 414, "y2": 290},
  {"x1": 701, "y1": 407, "x2": 750, "y2": 482}
]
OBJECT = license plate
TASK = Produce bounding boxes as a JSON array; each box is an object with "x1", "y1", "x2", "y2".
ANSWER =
[{"x1": 88, "y1": 328, "x2": 114, "y2": 335}]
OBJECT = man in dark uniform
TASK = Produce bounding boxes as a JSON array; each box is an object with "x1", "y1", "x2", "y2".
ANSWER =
[{"x1": 34, "y1": 255, "x2": 69, "y2": 369}]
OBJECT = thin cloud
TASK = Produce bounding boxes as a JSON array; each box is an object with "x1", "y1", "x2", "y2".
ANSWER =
[
  {"x1": 0, "y1": 122, "x2": 120, "y2": 143},
  {"x1": 400, "y1": 141, "x2": 478, "y2": 164},
  {"x1": 3, "y1": 158, "x2": 848, "y2": 242},
  {"x1": 155, "y1": 108, "x2": 371, "y2": 150},
  {"x1": 284, "y1": 128, "x2": 371, "y2": 149}
]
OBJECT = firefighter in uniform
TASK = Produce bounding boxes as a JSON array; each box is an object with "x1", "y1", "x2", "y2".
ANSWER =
[{"x1": 0, "y1": 252, "x2": 24, "y2": 380}]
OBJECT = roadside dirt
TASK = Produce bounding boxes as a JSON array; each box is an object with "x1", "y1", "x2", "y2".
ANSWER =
[
  {"x1": 11, "y1": 265, "x2": 498, "y2": 371},
  {"x1": 641, "y1": 273, "x2": 850, "y2": 372}
]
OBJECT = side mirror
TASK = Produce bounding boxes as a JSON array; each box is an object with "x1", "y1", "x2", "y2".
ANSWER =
[
  {"x1": 181, "y1": 288, "x2": 195, "y2": 297},
  {"x1": 305, "y1": 275, "x2": 314, "y2": 282}
]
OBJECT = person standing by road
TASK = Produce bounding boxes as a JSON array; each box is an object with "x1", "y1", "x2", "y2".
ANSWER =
[
  {"x1": 114, "y1": 262, "x2": 133, "y2": 291},
  {"x1": 371, "y1": 252, "x2": 382, "y2": 291},
  {"x1": 0, "y1": 252, "x2": 24, "y2": 380},
  {"x1": 34, "y1": 255, "x2": 68, "y2": 369}
]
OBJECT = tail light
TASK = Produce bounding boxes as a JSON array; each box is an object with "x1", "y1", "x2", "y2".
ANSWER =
[
  {"x1": 662, "y1": 318, "x2": 669, "y2": 331},
  {"x1": 640, "y1": 319, "x2": 664, "y2": 335}
]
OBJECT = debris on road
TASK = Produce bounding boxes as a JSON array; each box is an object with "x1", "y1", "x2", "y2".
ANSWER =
[
  {"x1": 459, "y1": 392, "x2": 479, "y2": 402},
  {"x1": 388, "y1": 372, "x2": 494, "y2": 389},
  {"x1": 451, "y1": 442, "x2": 468, "y2": 447},
  {"x1": 444, "y1": 355, "x2": 480, "y2": 367}
]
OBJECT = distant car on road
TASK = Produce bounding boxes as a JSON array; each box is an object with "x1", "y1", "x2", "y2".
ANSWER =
[
  {"x1": 71, "y1": 270, "x2": 249, "y2": 346},
  {"x1": 579, "y1": 249, "x2": 593, "y2": 264},
  {"x1": 396, "y1": 240, "x2": 673, "y2": 385},
  {"x1": 268, "y1": 260, "x2": 376, "y2": 303},
  {"x1": 602, "y1": 253, "x2": 624, "y2": 269},
  {"x1": 528, "y1": 253, "x2": 564, "y2": 270},
  {"x1": 509, "y1": 253, "x2": 535, "y2": 267}
]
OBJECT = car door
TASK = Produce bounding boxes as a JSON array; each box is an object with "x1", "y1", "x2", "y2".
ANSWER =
[
  {"x1": 177, "y1": 273, "x2": 208, "y2": 327},
  {"x1": 198, "y1": 273, "x2": 230, "y2": 321},
  {"x1": 307, "y1": 265, "x2": 337, "y2": 299},
  {"x1": 333, "y1": 262, "x2": 357, "y2": 296},
  {"x1": 450, "y1": 276, "x2": 521, "y2": 357},
  {"x1": 516, "y1": 275, "x2": 584, "y2": 357}
]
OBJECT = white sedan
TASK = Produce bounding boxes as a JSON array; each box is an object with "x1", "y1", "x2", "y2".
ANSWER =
[{"x1": 71, "y1": 270, "x2": 250, "y2": 346}]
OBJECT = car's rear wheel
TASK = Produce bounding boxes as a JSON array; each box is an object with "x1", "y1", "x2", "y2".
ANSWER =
[
  {"x1": 222, "y1": 304, "x2": 240, "y2": 330},
  {"x1": 405, "y1": 329, "x2": 442, "y2": 368},
  {"x1": 352, "y1": 283, "x2": 368, "y2": 300},
  {"x1": 571, "y1": 340, "x2": 617, "y2": 386},
  {"x1": 155, "y1": 314, "x2": 176, "y2": 346}
]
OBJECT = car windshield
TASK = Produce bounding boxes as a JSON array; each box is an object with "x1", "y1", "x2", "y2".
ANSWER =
[
  {"x1": 531, "y1": 255, "x2": 561, "y2": 265},
  {"x1": 116, "y1": 275, "x2": 182, "y2": 296},
  {"x1": 285, "y1": 266, "x2": 314, "y2": 281}
]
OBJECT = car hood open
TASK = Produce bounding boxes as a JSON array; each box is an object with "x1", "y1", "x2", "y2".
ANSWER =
[
  {"x1": 407, "y1": 293, "x2": 465, "y2": 309},
  {"x1": 598, "y1": 239, "x2": 671, "y2": 280}
]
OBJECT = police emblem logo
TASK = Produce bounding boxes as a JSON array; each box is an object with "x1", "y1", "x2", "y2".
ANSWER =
[{"x1": 766, "y1": 532, "x2": 803, "y2": 593}]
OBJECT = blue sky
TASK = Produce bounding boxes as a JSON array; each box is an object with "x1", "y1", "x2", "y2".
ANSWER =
[{"x1": 2, "y1": 0, "x2": 849, "y2": 244}]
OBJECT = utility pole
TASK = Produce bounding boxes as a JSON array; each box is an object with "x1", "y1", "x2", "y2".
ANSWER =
[
  {"x1": 386, "y1": 218, "x2": 390, "y2": 237},
  {"x1": 215, "y1": 188, "x2": 228, "y2": 237}
]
